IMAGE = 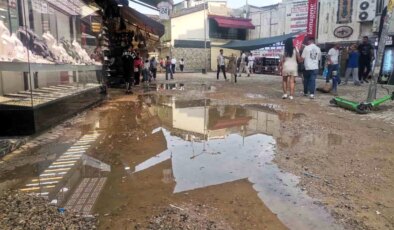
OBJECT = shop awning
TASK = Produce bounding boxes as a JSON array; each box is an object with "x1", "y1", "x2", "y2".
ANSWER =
[
  {"x1": 210, "y1": 117, "x2": 252, "y2": 130},
  {"x1": 120, "y1": 6, "x2": 165, "y2": 37},
  {"x1": 209, "y1": 15, "x2": 255, "y2": 30},
  {"x1": 220, "y1": 32, "x2": 301, "y2": 51}
]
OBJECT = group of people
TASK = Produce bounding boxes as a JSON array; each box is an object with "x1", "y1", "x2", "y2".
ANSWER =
[
  {"x1": 280, "y1": 35, "x2": 375, "y2": 100},
  {"x1": 279, "y1": 36, "x2": 321, "y2": 100},
  {"x1": 121, "y1": 47, "x2": 159, "y2": 94},
  {"x1": 216, "y1": 49, "x2": 256, "y2": 83},
  {"x1": 121, "y1": 48, "x2": 187, "y2": 94}
]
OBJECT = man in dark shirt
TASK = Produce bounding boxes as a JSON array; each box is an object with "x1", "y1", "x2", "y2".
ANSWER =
[
  {"x1": 357, "y1": 36, "x2": 375, "y2": 83},
  {"x1": 122, "y1": 46, "x2": 136, "y2": 94}
]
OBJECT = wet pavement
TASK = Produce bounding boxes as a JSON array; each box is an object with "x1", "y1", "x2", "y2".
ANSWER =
[{"x1": 1, "y1": 73, "x2": 394, "y2": 229}]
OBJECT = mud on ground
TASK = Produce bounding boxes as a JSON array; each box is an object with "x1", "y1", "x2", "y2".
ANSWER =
[{"x1": 0, "y1": 73, "x2": 393, "y2": 230}]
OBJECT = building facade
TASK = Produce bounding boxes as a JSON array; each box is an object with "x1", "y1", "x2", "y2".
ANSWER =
[
  {"x1": 167, "y1": 0, "x2": 254, "y2": 71},
  {"x1": 248, "y1": 0, "x2": 308, "y2": 40},
  {"x1": 316, "y1": 0, "x2": 388, "y2": 46}
]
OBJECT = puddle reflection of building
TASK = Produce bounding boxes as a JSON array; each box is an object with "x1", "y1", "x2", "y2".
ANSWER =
[
  {"x1": 19, "y1": 132, "x2": 111, "y2": 215},
  {"x1": 149, "y1": 96, "x2": 284, "y2": 141},
  {"x1": 134, "y1": 97, "x2": 341, "y2": 230}
]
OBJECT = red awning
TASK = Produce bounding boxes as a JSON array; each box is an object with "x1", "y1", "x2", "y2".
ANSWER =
[
  {"x1": 209, "y1": 15, "x2": 255, "y2": 30},
  {"x1": 211, "y1": 117, "x2": 252, "y2": 130}
]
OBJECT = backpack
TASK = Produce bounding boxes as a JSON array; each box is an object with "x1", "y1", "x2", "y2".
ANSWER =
[{"x1": 244, "y1": 56, "x2": 249, "y2": 63}]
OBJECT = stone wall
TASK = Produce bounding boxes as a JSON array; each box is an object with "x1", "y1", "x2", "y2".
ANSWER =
[{"x1": 172, "y1": 47, "x2": 211, "y2": 72}]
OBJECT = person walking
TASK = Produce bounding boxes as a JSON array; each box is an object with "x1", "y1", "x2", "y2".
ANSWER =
[
  {"x1": 133, "y1": 53, "x2": 142, "y2": 85},
  {"x1": 159, "y1": 58, "x2": 164, "y2": 73},
  {"x1": 217, "y1": 49, "x2": 227, "y2": 80},
  {"x1": 301, "y1": 37, "x2": 321, "y2": 99},
  {"x1": 171, "y1": 57, "x2": 177, "y2": 73},
  {"x1": 326, "y1": 44, "x2": 340, "y2": 83},
  {"x1": 344, "y1": 44, "x2": 360, "y2": 86},
  {"x1": 121, "y1": 46, "x2": 136, "y2": 94},
  {"x1": 142, "y1": 59, "x2": 150, "y2": 84},
  {"x1": 357, "y1": 36, "x2": 375, "y2": 83},
  {"x1": 179, "y1": 58, "x2": 185, "y2": 72},
  {"x1": 150, "y1": 57, "x2": 158, "y2": 81},
  {"x1": 247, "y1": 53, "x2": 255, "y2": 77},
  {"x1": 238, "y1": 51, "x2": 247, "y2": 77},
  {"x1": 227, "y1": 54, "x2": 237, "y2": 83},
  {"x1": 279, "y1": 37, "x2": 301, "y2": 100},
  {"x1": 165, "y1": 56, "x2": 174, "y2": 80}
]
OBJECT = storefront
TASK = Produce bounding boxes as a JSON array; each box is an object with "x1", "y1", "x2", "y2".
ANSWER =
[
  {"x1": 0, "y1": 0, "x2": 163, "y2": 135},
  {"x1": 103, "y1": 5, "x2": 164, "y2": 86},
  {"x1": 0, "y1": 0, "x2": 107, "y2": 135},
  {"x1": 380, "y1": 35, "x2": 394, "y2": 85}
]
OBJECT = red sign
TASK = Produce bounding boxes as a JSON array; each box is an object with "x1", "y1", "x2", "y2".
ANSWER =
[
  {"x1": 306, "y1": 0, "x2": 318, "y2": 37},
  {"x1": 293, "y1": 33, "x2": 307, "y2": 50}
]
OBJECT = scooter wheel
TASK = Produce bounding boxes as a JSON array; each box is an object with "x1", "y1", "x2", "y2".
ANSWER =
[
  {"x1": 355, "y1": 104, "x2": 370, "y2": 114},
  {"x1": 329, "y1": 98, "x2": 337, "y2": 105}
]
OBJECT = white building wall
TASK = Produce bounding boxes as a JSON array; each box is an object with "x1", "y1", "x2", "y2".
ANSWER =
[{"x1": 171, "y1": 10, "x2": 208, "y2": 45}]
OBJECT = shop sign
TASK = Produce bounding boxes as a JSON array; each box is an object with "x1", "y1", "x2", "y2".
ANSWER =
[
  {"x1": 386, "y1": 36, "x2": 393, "y2": 45},
  {"x1": 290, "y1": 0, "x2": 308, "y2": 33},
  {"x1": 157, "y1": 1, "x2": 172, "y2": 20},
  {"x1": 337, "y1": 0, "x2": 353, "y2": 24},
  {"x1": 306, "y1": 0, "x2": 318, "y2": 37},
  {"x1": 252, "y1": 44, "x2": 284, "y2": 58},
  {"x1": 333, "y1": 26, "x2": 353, "y2": 38}
]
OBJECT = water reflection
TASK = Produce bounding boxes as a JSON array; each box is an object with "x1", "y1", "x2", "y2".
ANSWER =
[
  {"x1": 18, "y1": 131, "x2": 110, "y2": 215},
  {"x1": 131, "y1": 95, "x2": 341, "y2": 230}
]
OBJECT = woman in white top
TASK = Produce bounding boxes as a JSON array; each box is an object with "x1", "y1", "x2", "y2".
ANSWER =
[{"x1": 279, "y1": 37, "x2": 301, "y2": 100}]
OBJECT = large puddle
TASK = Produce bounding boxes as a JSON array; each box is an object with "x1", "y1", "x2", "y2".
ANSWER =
[{"x1": 0, "y1": 93, "x2": 342, "y2": 229}]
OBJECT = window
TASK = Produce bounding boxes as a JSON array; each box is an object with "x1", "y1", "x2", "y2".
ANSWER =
[
  {"x1": 376, "y1": 0, "x2": 385, "y2": 15},
  {"x1": 208, "y1": 19, "x2": 247, "y2": 40}
]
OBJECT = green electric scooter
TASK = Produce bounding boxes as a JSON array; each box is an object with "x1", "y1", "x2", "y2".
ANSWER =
[
  {"x1": 330, "y1": 4, "x2": 394, "y2": 114},
  {"x1": 330, "y1": 92, "x2": 394, "y2": 114}
]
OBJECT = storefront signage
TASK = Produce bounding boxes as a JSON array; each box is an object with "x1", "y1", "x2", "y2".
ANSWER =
[
  {"x1": 157, "y1": 1, "x2": 172, "y2": 20},
  {"x1": 333, "y1": 26, "x2": 353, "y2": 38},
  {"x1": 306, "y1": 0, "x2": 318, "y2": 37},
  {"x1": 386, "y1": 36, "x2": 393, "y2": 45},
  {"x1": 337, "y1": 0, "x2": 353, "y2": 23},
  {"x1": 252, "y1": 43, "x2": 284, "y2": 58},
  {"x1": 290, "y1": 1, "x2": 308, "y2": 33}
]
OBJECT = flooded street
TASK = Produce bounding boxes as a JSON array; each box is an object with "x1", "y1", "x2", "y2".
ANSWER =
[{"x1": 1, "y1": 75, "x2": 394, "y2": 229}]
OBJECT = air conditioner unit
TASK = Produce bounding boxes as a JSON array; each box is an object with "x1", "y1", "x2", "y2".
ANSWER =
[{"x1": 357, "y1": 0, "x2": 377, "y2": 22}]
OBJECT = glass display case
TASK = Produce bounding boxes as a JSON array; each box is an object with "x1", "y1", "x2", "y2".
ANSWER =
[{"x1": 0, "y1": 0, "x2": 106, "y2": 135}]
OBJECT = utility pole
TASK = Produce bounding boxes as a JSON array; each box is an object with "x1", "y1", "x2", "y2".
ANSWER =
[{"x1": 203, "y1": 0, "x2": 207, "y2": 74}]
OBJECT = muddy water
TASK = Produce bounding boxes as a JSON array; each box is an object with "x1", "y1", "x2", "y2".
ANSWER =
[
  {"x1": 90, "y1": 95, "x2": 342, "y2": 229},
  {"x1": 0, "y1": 93, "x2": 343, "y2": 229}
]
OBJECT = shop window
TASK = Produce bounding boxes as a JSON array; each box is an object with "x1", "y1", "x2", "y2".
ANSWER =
[
  {"x1": 208, "y1": 19, "x2": 247, "y2": 40},
  {"x1": 0, "y1": 0, "x2": 19, "y2": 33}
]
